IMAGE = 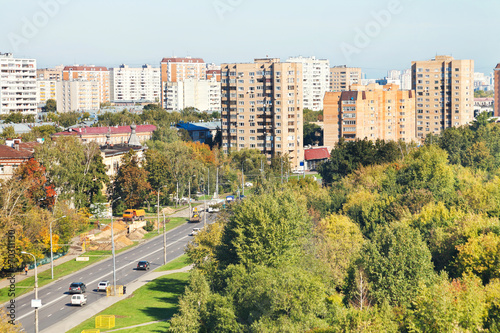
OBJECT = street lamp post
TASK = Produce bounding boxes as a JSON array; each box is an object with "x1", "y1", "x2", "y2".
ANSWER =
[
  {"x1": 21, "y1": 251, "x2": 39, "y2": 333},
  {"x1": 49, "y1": 215, "x2": 66, "y2": 280},
  {"x1": 111, "y1": 197, "x2": 121, "y2": 296},
  {"x1": 161, "y1": 210, "x2": 168, "y2": 265}
]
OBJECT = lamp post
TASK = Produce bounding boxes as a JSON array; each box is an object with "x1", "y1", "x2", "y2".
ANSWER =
[
  {"x1": 49, "y1": 215, "x2": 66, "y2": 280},
  {"x1": 21, "y1": 251, "x2": 39, "y2": 333},
  {"x1": 157, "y1": 185, "x2": 167, "y2": 234},
  {"x1": 161, "y1": 210, "x2": 168, "y2": 265},
  {"x1": 111, "y1": 197, "x2": 121, "y2": 296}
]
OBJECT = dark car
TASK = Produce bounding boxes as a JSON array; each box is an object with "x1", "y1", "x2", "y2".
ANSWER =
[
  {"x1": 136, "y1": 261, "x2": 150, "y2": 270},
  {"x1": 69, "y1": 282, "x2": 86, "y2": 294}
]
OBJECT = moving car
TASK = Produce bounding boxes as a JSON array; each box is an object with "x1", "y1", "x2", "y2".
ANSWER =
[
  {"x1": 137, "y1": 260, "x2": 150, "y2": 270},
  {"x1": 190, "y1": 228, "x2": 201, "y2": 236},
  {"x1": 71, "y1": 294, "x2": 87, "y2": 306},
  {"x1": 97, "y1": 281, "x2": 110, "y2": 292},
  {"x1": 69, "y1": 282, "x2": 86, "y2": 294}
]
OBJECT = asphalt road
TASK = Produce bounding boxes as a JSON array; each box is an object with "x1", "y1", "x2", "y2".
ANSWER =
[{"x1": 15, "y1": 212, "x2": 217, "y2": 332}]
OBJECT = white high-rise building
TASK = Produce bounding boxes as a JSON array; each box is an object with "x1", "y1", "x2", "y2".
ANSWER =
[
  {"x1": 401, "y1": 69, "x2": 412, "y2": 90},
  {"x1": 287, "y1": 56, "x2": 330, "y2": 111},
  {"x1": 110, "y1": 64, "x2": 161, "y2": 102},
  {"x1": 164, "y1": 78, "x2": 221, "y2": 112},
  {"x1": 0, "y1": 53, "x2": 37, "y2": 114}
]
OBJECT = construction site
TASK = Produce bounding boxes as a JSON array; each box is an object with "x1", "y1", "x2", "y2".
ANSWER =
[{"x1": 83, "y1": 207, "x2": 177, "y2": 251}]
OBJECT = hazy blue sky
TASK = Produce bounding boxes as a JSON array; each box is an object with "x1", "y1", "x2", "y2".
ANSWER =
[{"x1": 0, "y1": 0, "x2": 498, "y2": 78}]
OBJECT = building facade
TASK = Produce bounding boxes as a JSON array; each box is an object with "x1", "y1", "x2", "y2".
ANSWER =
[
  {"x1": 160, "y1": 57, "x2": 206, "y2": 108},
  {"x1": 37, "y1": 79, "x2": 58, "y2": 105},
  {"x1": 163, "y1": 78, "x2": 221, "y2": 112},
  {"x1": 56, "y1": 80, "x2": 101, "y2": 113},
  {"x1": 37, "y1": 65, "x2": 64, "y2": 81},
  {"x1": 110, "y1": 64, "x2": 161, "y2": 102},
  {"x1": 411, "y1": 56, "x2": 474, "y2": 139},
  {"x1": 0, "y1": 53, "x2": 37, "y2": 115},
  {"x1": 287, "y1": 56, "x2": 330, "y2": 111},
  {"x1": 63, "y1": 65, "x2": 110, "y2": 103},
  {"x1": 330, "y1": 66, "x2": 362, "y2": 92},
  {"x1": 221, "y1": 58, "x2": 304, "y2": 168},
  {"x1": 323, "y1": 83, "x2": 416, "y2": 147}
]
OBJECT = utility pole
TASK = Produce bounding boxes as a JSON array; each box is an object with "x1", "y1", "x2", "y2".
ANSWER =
[
  {"x1": 162, "y1": 211, "x2": 168, "y2": 265},
  {"x1": 216, "y1": 167, "x2": 219, "y2": 199},
  {"x1": 157, "y1": 189, "x2": 160, "y2": 234},
  {"x1": 22, "y1": 252, "x2": 38, "y2": 333},
  {"x1": 110, "y1": 196, "x2": 121, "y2": 296},
  {"x1": 241, "y1": 166, "x2": 244, "y2": 196},
  {"x1": 176, "y1": 181, "x2": 179, "y2": 208},
  {"x1": 207, "y1": 168, "x2": 210, "y2": 199},
  {"x1": 188, "y1": 180, "x2": 192, "y2": 217},
  {"x1": 49, "y1": 215, "x2": 65, "y2": 280},
  {"x1": 281, "y1": 157, "x2": 283, "y2": 186}
]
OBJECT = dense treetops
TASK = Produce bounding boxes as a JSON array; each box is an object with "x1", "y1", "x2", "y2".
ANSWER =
[{"x1": 170, "y1": 118, "x2": 500, "y2": 332}]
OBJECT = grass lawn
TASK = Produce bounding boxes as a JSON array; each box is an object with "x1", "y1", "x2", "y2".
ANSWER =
[
  {"x1": 143, "y1": 217, "x2": 188, "y2": 240},
  {"x1": 66, "y1": 272, "x2": 190, "y2": 333},
  {"x1": 157, "y1": 254, "x2": 190, "y2": 272}
]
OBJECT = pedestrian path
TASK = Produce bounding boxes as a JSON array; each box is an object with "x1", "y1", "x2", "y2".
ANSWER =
[{"x1": 41, "y1": 265, "x2": 193, "y2": 333}]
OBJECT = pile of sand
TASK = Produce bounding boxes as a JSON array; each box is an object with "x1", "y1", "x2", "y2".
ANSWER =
[
  {"x1": 128, "y1": 228, "x2": 147, "y2": 241},
  {"x1": 115, "y1": 235, "x2": 133, "y2": 249},
  {"x1": 94, "y1": 221, "x2": 128, "y2": 240},
  {"x1": 161, "y1": 207, "x2": 175, "y2": 215}
]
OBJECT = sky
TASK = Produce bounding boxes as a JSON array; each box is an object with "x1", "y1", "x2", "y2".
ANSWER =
[{"x1": 0, "y1": 0, "x2": 498, "y2": 78}]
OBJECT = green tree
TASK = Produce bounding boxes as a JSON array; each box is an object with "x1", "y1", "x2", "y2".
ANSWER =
[
  {"x1": 110, "y1": 150, "x2": 151, "y2": 209},
  {"x1": 345, "y1": 222, "x2": 435, "y2": 307},
  {"x1": 45, "y1": 99, "x2": 57, "y2": 112},
  {"x1": 217, "y1": 190, "x2": 310, "y2": 269},
  {"x1": 304, "y1": 122, "x2": 323, "y2": 146},
  {"x1": 456, "y1": 233, "x2": 500, "y2": 284},
  {"x1": 0, "y1": 126, "x2": 16, "y2": 140},
  {"x1": 34, "y1": 137, "x2": 109, "y2": 208}
]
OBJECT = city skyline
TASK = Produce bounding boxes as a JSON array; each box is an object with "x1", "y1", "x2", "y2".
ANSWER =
[{"x1": 0, "y1": 0, "x2": 497, "y2": 78}]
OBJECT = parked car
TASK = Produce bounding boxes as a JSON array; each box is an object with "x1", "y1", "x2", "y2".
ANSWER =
[
  {"x1": 292, "y1": 169, "x2": 304, "y2": 174},
  {"x1": 190, "y1": 228, "x2": 201, "y2": 236},
  {"x1": 71, "y1": 294, "x2": 87, "y2": 306},
  {"x1": 136, "y1": 260, "x2": 150, "y2": 270},
  {"x1": 97, "y1": 281, "x2": 110, "y2": 292},
  {"x1": 207, "y1": 206, "x2": 220, "y2": 213},
  {"x1": 245, "y1": 182, "x2": 253, "y2": 187},
  {"x1": 69, "y1": 282, "x2": 86, "y2": 294}
]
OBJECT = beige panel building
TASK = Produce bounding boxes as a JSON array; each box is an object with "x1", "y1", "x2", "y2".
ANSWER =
[
  {"x1": 411, "y1": 56, "x2": 474, "y2": 139},
  {"x1": 330, "y1": 66, "x2": 362, "y2": 92},
  {"x1": 221, "y1": 58, "x2": 304, "y2": 168},
  {"x1": 63, "y1": 65, "x2": 110, "y2": 103},
  {"x1": 37, "y1": 80, "x2": 58, "y2": 105},
  {"x1": 495, "y1": 64, "x2": 500, "y2": 117},
  {"x1": 324, "y1": 83, "x2": 416, "y2": 147},
  {"x1": 56, "y1": 80, "x2": 101, "y2": 112},
  {"x1": 160, "y1": 57, "x2": 206, "y2": 108}
]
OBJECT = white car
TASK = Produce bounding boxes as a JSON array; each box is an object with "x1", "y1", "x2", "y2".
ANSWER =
[
  {"x1": 97, "y1": 281, "x2": 110, "y2": 292},
  {"x1": 245, "y1": 182, "x2": 253, "y2": 187},
  {"x1": 190, "y1": 228, "x2": 201, "y2": 236},
  {"x1": 71, "y1": 294, "x2": 87, "y2": 306},
  {"x1": 208, "y1": 206, "x2": 220, "y2": 213},
  {"x1": 292, "y1": 169, "x2": 304, "y2": 174}
]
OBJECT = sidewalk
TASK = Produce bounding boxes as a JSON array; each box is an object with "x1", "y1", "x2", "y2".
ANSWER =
[{"x1": 41, "y1": 265, "x2": 193, "y2": 333}]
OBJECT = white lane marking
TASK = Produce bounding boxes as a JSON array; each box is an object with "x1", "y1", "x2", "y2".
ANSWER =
[{"x1": 17, "y1": 235, "x2": 190, "y2": 321}]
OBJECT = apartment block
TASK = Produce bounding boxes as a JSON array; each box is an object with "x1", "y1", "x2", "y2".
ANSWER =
[
  {"x1": 63, "y1": 65, "x2": 110, "y2": 103},
  {"x1": 323, "y1": 83, "x2": 416, "y2": 147},
  {"x1": 110, "y1": 64, "x2": 161, "y2": 102},
  {"x1": 37, "y1": 79, "x2": 58, "y2": 105},
  {"x1": 56, "y1": 80, "x2": 100, "y2": 113},
  {"x1": 495, "y1": 64, "x2": 500, "y2": 117},
  {"x1": 221, "y1": 58, "x2": 304, "y2": 169},
  {"x1": 330, "y1": 65, "x2": 362, "y2": 92},
  {"x1": 411, "y1": 55, "x2": 474, "y2": 138},
  {"x1": 164, "y1": 77, "x2": 221, "y2": 112},
  {"x1": 37, "y1": 65, "x2": 64, "y2": 81},
  {"x1": 160, "y1": 57, "x2": 206, "y2": 108},
  {"x1": 287, "y1": 56, "x2": 330, "y2": 111},
  {"x1": 0, "y1": 53, "x2": 37, "y2": 114}
]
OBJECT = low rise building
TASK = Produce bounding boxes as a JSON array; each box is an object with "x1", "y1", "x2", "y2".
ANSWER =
[
  {"x1": 52, "y1": 124, "x2": 156, "y2": 144},
  {"x1": 177, "y1": 120, "x2": 221, "y2": 144},
  {"x1": 0, "y1": 139, "x2": 40, "y2": 180},
  {"x1": 304, "y1": 146, "x2": 330, "y2": 171}
]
